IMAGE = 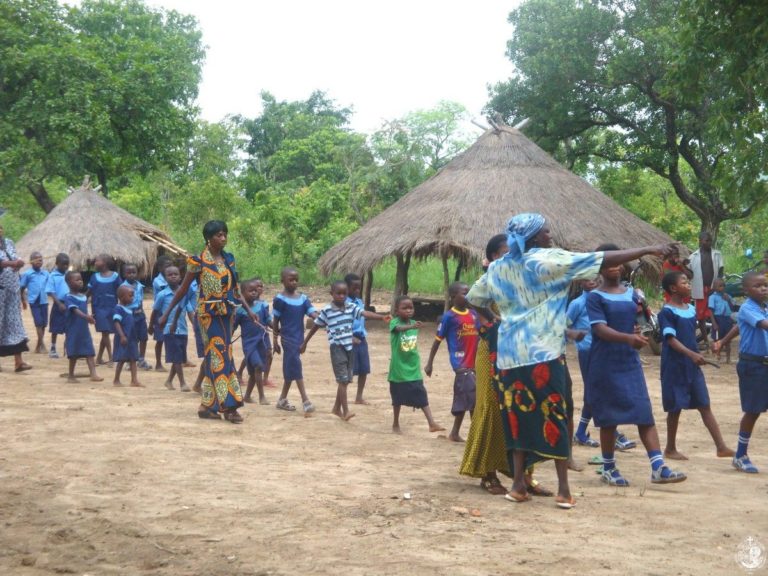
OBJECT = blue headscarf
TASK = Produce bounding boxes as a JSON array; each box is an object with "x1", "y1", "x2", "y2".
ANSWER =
[{"x1": 506, "y1": 213, "x2": 546, "y2": 259}]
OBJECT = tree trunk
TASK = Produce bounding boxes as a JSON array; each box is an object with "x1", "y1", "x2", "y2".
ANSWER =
[
  {"x1": 27, "y1": 181, "x2": 56, "y2": 214},
  {"x1": 392, "y1": 253, "x2": 409, "y2": 310},
  {"x1": 699, "y1": 213, "x2": 722, "y2": 245},
  {"x1": 454, "y1": 258, "x2": 464, "y2": 282},
  {"x1": 441, "y1": 254, "x2": 450, "y2": 312},
  {"x1": 364, "y1": 270, "x2": 373, "y2": 309},
  {"x1": 96, "y1": 167, "x2": 108, "y2": 197}
]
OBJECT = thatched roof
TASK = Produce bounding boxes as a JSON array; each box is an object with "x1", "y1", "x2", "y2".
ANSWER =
[
  {"x1": 319, "y1": 125, "x2": 678, "y2": 277},
  {"x1": 16, "y1": 178, "x2": 186, "y2": 275}
]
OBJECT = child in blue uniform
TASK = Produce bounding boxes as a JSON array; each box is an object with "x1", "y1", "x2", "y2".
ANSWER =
[
  {"x1": 112, "y1": 284, "x2": 143, "y2": 387},
  {"x1": 120, "y1": 263, "x2": 151, "y2": 370},
  {"x1": 586, "y1": 246, "x2": 687, "y2": 487},
  {"x1": 708, "y1": 278, "x2": 736, "y2": 364},
  {"x1": 64, "y1": 271, "x2": 103, "y2": 383},
  {"x1": 235, "y1": 278, "x2": 273, "y2": 404},
  {"x1": 20, "y1": 251, "x2": 50, "y2": 354},
  {"x1": 345, "y1": 273, "x2": 371, "y2": 405},
  {"x1": 149, "y1": 265, "x2": 191, "y2": 392},
  {"x1": 152, "y1": 256, "x2": 172, "y2": 371},
  {"x1": 272, "y1": 267, "x2": 318, "y2": 413},
  {"x1": 658, "y1": 271, "x2": 733, "y2": 460},
  {"x1": 87, "y1": 254, "x2": 121, "y2": 365},
  {"x1": 45, "y1": 253, "x2": 70, "y2": 358}
]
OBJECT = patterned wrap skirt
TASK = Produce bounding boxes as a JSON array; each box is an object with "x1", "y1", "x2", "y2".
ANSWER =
[{"x1": 198, "y1": 309, "x2": 243, "y2": 413}]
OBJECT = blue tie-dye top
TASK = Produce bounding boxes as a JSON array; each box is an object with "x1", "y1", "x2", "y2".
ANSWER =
[{"x1": 467, "y1": 248, "x2": 603, "y2": 369}]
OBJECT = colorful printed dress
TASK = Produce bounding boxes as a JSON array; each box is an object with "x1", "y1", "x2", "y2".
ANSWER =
[
  {"x1": 88, "y1": 271, "x2": 121, "y2": 332},
  {"x1": 187, "y1": 248, "x2": 243, "y2": 413}
]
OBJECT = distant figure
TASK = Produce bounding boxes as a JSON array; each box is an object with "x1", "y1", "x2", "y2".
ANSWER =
[
  {"x1": 708, "y1": 278, "x2": 736, "y2": 363},
  {"x1": 87, "y1": 254, "x2": 121, "y2": 365},
  {"x1": 63, "y1": 271, "x2": 103, "y2": 383},
  {"x1": 112, "y1": 284, "x2": 143, "y2": 387},
  {"x1": 0, "y1": 224, "x2": 31, "y2": 371},
  {"x1": 688, "y1": 232, "x2": 724, "y2": 348},
  {"x1": 120, "y1": 263, "x2": 151, "y2": 370},
  {"x1": 235, "y1": 278, "x2": 273, "y2": 405},
  {"x1": 45, "y1": 253, "x2": 70, "y2": 359},
  {"x1": 20, "y1": 251, "x2": 50, "y2": 354}
]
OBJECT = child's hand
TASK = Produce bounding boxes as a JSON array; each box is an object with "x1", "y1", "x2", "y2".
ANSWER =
[
  {"x1": 148, "y1": 324, "x2": 154, "y2": 336},
  {"x1": 120, "y1": 335, "x2": 128, "y2": 346},
  {"x1": 627, "y1": 333, "x2": 648, "y2": 350},
  {"x1": 352, "y1": 336, "x2": 361, "y2": 346},
  {"x1": 711, "y1": 341, "x2": 722, "y2": 355},
  {"x1": 689, "y1": 352, "x2": 707, "y2": 366},
  {"x1": 424, "y1": 362, "x2": 433, "y2": 377},
  {"x1": 299, "y1": 342, "x2": 307, "y2": 354},
  {"x1": 86, "y1": 315, "x2": 95, "y2": 325},
  {"x1": 382, "y1": 314, "x2": 392, "y2": 322},
  {"x1": 414, "y1": 321, "x2": 424, "y2": 329}
]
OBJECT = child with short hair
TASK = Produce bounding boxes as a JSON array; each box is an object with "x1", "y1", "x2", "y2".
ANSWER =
[
  {"x1": 63, "y1": 271, "x2": 103, "y2": 383},
  {"x1": 301, "y1": 280, "x2": 389, "y2": 420},
  {"x1": 425, "y1": 281, "x2": 479, "y2": 442},
  {"x1": 272, "y1": 267, "x2": 318, "y2": 413},
  {"x1": 112, "y1": 284, "x2": 143, "y2": 387},
  {"x1": 20, "y1": 251, "x2": 50, "y2": 353},
  {"x1": 658, "y1": 271, "x2": 733, "y2": 460},
  {"x1": 235, "y1": 278, "x2": 273, "y2": 405},
  {"x1": 87, "y1": 254, "x2": 121, "y2": 365},
  {"x1": 120, "y1": 263, "x2": 151, "y2": 370},
  {"x1": 345, "y1": 273, "x2": 371, "y2": 405},
  {"x1": 708, "y1": 277, "x2": 736, "y2": 363},
  {"x1": 149, "y1": 265, "x2": 191, "y2": 392},
  {"x1": 661, "y1": 249, "x2": 692, "y2": 303},
  {"x1": 45, "y1": 252, "x2": 70, "y2": 358},
  {"x1": 152, "y1": 256, "x2": 172, "y2": 371}
]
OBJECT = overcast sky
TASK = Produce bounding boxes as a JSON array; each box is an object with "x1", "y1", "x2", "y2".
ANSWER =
[{"x1": 146, "y1": 0, "x2": 520, "y2": 132}]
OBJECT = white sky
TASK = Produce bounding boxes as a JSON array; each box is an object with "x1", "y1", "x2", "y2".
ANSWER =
[{"x1": 147, "y1": 0, "x2": 519, "y2": 132}]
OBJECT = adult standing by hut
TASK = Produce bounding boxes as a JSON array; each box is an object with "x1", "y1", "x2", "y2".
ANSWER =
[
  {"x1": 466, "y1": 213, "x2": 675, "y2": 508},
  {"x1": 688, "y1": 231, "x2": 724, "y2": 349},
  {"x1": 0, "y1": 224, "x2": 32, "y2": 372}
]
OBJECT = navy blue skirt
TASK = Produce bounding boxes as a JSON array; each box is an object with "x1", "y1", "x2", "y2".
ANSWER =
[
  {"x1": 164, "y1": 334, "x2": 188, "y2": 364},
  {"x1": 352, "y1": 338, "x2": 371, "y2": 376},
  {"x1": 49, "y1": 306, "x2": 67, "y2": 335}
]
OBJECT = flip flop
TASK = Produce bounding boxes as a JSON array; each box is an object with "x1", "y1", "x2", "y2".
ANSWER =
[
  {"x1": 504, "y1": 491, "x2": 531, "y2": 503},
  {"x1": 588, "y1": 455, "x2": 603, "y2": 465},
  {"x1": 14, "y1": 363, "x2": 32, "y2": 372},
  {"x1": 555, "y1": 496, "x2": 576, "y2": 509},
  {"x1": 527, "y1": 481, "x2": 554, "y2": 497},
  {"x1": 480, "y1": 478, "x2": 508, "y2": 495}
]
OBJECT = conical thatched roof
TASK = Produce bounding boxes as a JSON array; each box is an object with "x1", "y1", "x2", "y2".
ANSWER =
[
  {"x1": 16, "y1": 178, "x2": 186, "y2": 275},
  {"x1": 319, "y1": 125, "x2": 677, "y2": 277}
]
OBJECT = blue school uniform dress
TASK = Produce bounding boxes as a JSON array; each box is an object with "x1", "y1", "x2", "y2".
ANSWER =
[
  {"x1": 585, "y1": 287, "x2": 654, "y2": 427},
  {"x1": 235, "y1": 300, "x2": 272, "y2": 372},
  {"x1": 658, "y1": 304, "x2": 711, "y2": 412},
  {"x1": 112, "y1": 304, "x2": 139, "y2": 361},
  {"x1": 347, "y1": 295, "x2": 371, "y2": 376},
  {"x1": 121, "y1": 279, "x2": 148, "y2": 342},
  {"x1": 566, "y1": 291, "x2": 593, "y2": 382},
  {"x1": 708, "y1": 291, "x2": 734, "y2": 341},
  {"x1": 46, "y1": 269, "x2": 69, "y2": 334},
  {"x1": 736, "y1": 298, "x2": 768, "y2": 413},
  {"x1": 88, "y1": 272, "x2": 121, "y2": 332},
  {"x1": 20, "y1": 267, "x2": 50, "y2": 327},
  {"x1": 153, "y1": 287, "x2": 190, "y2": 364},
  {"x1": 65, "y1": 293, "x2": 95, "y2": 358},
  {"x1": 273, "y1": 293, "x2": 316, "y2": 381},
  {"x1": 152, "y1": 273, "x2": 168, "y2": 342}
]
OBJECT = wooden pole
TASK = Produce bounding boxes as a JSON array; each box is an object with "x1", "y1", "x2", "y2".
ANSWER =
[
  {"x1": 442, "y1": 253, "x2": 450, "y2": 311},
  {"x1": 364, "y1": 269, "x2": 373, "y2": 309}
]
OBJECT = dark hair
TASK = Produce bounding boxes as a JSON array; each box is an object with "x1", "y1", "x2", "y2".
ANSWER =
[
  {"x1": 203, "y1": 220, "x2": 228, "y2": 241},
  {"x1": 156, "y1": 255, "x2": 173, "y2": 273},
  {"x1": 595, "y1": 243, "x2": 620, "y2": 252},
  {"x1": 662, "y1": 271, "x2": 686, "y2": 294},
  {"x1": 55, "y1": 252, "x2": 70, "y2": 265},
  {"x1": 344, "y1": 273, "x2": 361, "y2": 285},
  {"x1": 743, "y1": 271, "x2": 763, "y2": 287},
  {"x1": 699, "y1": 231, "x2": 712, "y2": 241},
  {"x1": 95, "y1": 253, "x2": 114, "y2": 270},
  {"x1": 64, "y1": 270, "x2": 81, "y2": 283},
  {"x1": 485, "y1": 234, "x2": 508, "y2": 262},
  {"x1": 448, "y1": 281, "x2": 467, "y2": 298},
  {"x1": 331, "y1": 280, "x2": 347, "y2": 292},
  {"x1": 394, "y1": 295, "x2": 412, "y2": 308},
  {"x1": 122, "y1": 262, "x2": 138, "y2": 275},
  {"x1": 280, "y1": 266, "x2": 298, "y2": 279}
]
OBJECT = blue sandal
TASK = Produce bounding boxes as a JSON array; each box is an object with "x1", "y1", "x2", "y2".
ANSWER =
[
  {"x1": 574, "y1": 433, "x2": 600, "y2": 448},
  {"x1": 651, "y1": 466, "x2": 687, "y2": 484},
  {"x1": 601, "y1": 468, "x2": 630, "y2": 487}
]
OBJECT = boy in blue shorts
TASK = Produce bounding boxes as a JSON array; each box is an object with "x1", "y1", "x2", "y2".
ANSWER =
[
  {"x1": 149, "y1": 266, "x2": 192, "y2": 392},
  {"x1": 45, "y1": 252, "x2": 70, "y2": 358},
  {"x1": 345, "y1": 273, "x2": 371, "y2": 405},
  {"x1": 20, "y1": 251, "x2": 50, "y2": 354},
  {"x1": 236, "y1": 278, "x2": 273, "y2": 405},
  {"x1": 120, "y1": 263, "x2": 151, "y2": 370},
  {"x1": 425, "y1": 282, "x2": 480, "y2": 442}
]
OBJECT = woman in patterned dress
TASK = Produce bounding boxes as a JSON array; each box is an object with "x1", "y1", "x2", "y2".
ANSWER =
[
  {"x1": 160, "y1": 221, "x2": 254, "y2": 423},
  {"x1": 0, "y1": 224, "x2": 32, "y2": 372}
]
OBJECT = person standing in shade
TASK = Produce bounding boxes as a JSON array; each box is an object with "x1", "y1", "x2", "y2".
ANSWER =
[{"x1": 688, "y1": 232, "x2": 724, "y2": 349}]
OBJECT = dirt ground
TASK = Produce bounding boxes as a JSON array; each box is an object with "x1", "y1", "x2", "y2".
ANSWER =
[{"x1": 1, "y1": 288, "x2": 766, "y2": 576}]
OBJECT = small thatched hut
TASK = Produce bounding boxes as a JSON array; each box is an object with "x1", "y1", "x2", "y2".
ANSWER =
[
  {"x1": 16, "y1": 178, "x2": 186, "y2": 276},
  {"x1": 319, "y1": 124, "x2": 678, "y2": 304}
]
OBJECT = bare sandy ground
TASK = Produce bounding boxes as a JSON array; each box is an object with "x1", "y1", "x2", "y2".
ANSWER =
[{"x1": 1, "y1": 289, "x2": 766, "y2": 575}]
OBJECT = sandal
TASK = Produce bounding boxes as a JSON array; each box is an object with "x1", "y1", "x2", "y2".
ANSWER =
[
  {"x1": 276, "y1": 398, "x2": 296, "y2": 412},
  {"x1": 650, "y1": 466, "x2": 687, "y2": 484},
  {"x1": 14, "y1": 363, "x2": 32, "y2": 372},
  {"x1": 504, "y1": 490, "x2": 532, "y2": 503},
  {"x1": 197, "y1": 409, "x2": 221, "y2": 420},
  {"x1": 555, "y1": 495, "x2": 576, "y2": 509},
  {"x1": 601, "y1": 468, "x2": 630, "y2": 487},
  {"x1": 224, "y1": 410, "x2": 243, "y2": 424},
  {"x1": 527, "y1": 479, "x2": 554, "y2": 497},
  {"x1": 480, "y1": 477, "x2": 507, "y2": 495}
]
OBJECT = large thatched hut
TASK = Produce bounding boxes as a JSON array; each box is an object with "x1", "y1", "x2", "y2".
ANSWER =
[
  {"x1": 319, "y1": 124, "x2": 677, "y2": 305},
  {"x1": 16, "y1": 178, "x2": 186, "y2": 276}
]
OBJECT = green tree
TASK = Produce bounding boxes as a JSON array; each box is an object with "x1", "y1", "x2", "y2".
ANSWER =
[{"x1": 488, "y1": 0, "x2": 768, "y2": 240}]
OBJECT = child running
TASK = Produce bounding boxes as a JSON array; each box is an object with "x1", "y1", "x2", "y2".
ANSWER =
[
  {"x1": 708, "y1": 277, "x2": 736, "y2": 364},
  {"x1": 120, "y1": 263, "x2": 151, "y2": 370},
  {"x1": 301, "y1": 280, "x2": 389, "y2": 420},
  {"x1": 112, "y1": 284, "x2": 143, "y2": 387},
  {"x1": 345, "y1": 273, "x2": 371, "y2": 405},
  {"x1": 151, "y1": 256, "x2": 172, "y2": 371},
  {"x1": 272, "y1": 267, "x2": 318, "y2": 413},
  {"x1": 586, "y1": 244, "x2": 686, "y2": 486},
  {"x1": 658, "y1": 271, "x2": 733, "y2": 460},
  {"x1": 425, "y1": 281, "x2": 479, "y2": 442},
  {"x1": 87, "y1": 254, "x2": 121, "y2": 365},
  {"x1": 389, "y1": 295, "x2": 444, "y2": 434},
  {"x1": 45, "y1": 252, "x2": 70, "y2": 359},
  {"x1": 19, "y1": 251, "x2": 50, "y2": 354},
  {"x1": 63, "y1": 271, "x2": 103, "y2": 383},
  {"x1": 235, "y1": 278, "x2": 273, "y2": 405}
]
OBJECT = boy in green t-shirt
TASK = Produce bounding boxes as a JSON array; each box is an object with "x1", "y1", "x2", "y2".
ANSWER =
[{"x1": 389, "y1": 295, "x2": 445, "y2": 435}]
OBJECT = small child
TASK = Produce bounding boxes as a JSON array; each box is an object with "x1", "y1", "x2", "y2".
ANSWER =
[
  {"x1": 120, "y1": 263, "x2": 151, "y2": 370},
  {"x1": 658, "y1": 271, "x2": 733, "y2": 460},
  {"x1": 389, "y1": 295, "x2": 444, "y2": 434},
  {"x1": 301, "y1": 280, "x2": 388, "y2": 420},
  {"x1": 152, "y1": 256, "x2": 172, "y2": 371},
  {"x1": 272, "y1": 267, "x2": 318, "y2": 413},
  {"x1": 45, "y1": 252, "x2": 70, "y2": 358},
  {"x1": 149, "y1": 265, "x2": 191, "y2": 392},
  {"x1": 708, "y1": 277, "x2": 735, "y2": 363},
  {"x1": 87, "y1": 254, "x2": 121, "y2": 365},
  {"x1": 235, "y1": 278, "x2": 273, "y2": 405},
  {"x1": 345, "y1": 273, "x2": 371, "y2": 405},
  {"x1": 112, "y1": 284, "x2": 143, "y2": 387},
  {"x1": 63, "y1": 271, "x2": 103, "y2": 383},
  {"x1": 425, "y1": 281, "x2": 479, "y2": 442},
  {"x1": 19, "y1": 251, "x2": 50, "y2": 353}
]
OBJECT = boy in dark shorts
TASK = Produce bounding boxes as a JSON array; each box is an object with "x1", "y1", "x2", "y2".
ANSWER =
[
  {"x1": 45, "y1": 252, "x2": 70, "y2": 358},
  {"x1": 20, "y1": 251, "x2": 50, "y2": 353}
]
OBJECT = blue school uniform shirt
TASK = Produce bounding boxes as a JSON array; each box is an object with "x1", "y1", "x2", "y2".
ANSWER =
[
  {"x1": 120, "y1": 279, "x2": 145, "y2": 312},
  {"x1": 314, "y1": 301, "x2": 364, "y2": 350},
  {"x1": 707, "y1": 291, "x2": 733, "y2": 317},
  {"x1": 347, "y1": 295, "x2": 367, "y2": 338},
  {"x1": 153, "y1": 287, "x2": 191, "y2": 335},
  {"x1": 272, "y1": 293, "x2": 316, "y2": 345},
  {"x1": 45, "y1": 269, "x2": 69, "y2": 300},
  {"x1": 235, "y1": 300, "x2": 272, "y2": 344},
  {"x1": 566, "y1": 291, "x2": 593, "y2": 352},
  {"x1": 737, "y1": 298, "x2": 768, "y2": 356},
  {"x1": 20, "y1": 267, "x2": 50, "y2": 305},
  {"x1": 152, "y1": 273, "x2": 168, "y2": 304}
]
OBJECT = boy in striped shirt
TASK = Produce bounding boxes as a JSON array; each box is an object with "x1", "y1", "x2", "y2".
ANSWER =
[{"x1": 301, "y1": 280, "x2": 388, "y2": 420}]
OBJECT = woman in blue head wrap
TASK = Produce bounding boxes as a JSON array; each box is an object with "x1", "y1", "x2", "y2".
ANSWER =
[{"x1": 467, "y1": 213, "x2": 676, "y2": 509}]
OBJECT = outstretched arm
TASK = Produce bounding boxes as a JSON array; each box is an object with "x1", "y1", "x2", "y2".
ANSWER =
[
  {"x1": 424, "y1": 339, "x2": 441, "y2": 377},
  {"x1": 602, "y1": 244, "x2": 679, "y2": 268}
]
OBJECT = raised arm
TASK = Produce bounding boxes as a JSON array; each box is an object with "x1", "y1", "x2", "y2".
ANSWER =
[{"x1": 602, "y1": 243, "x2": 679, "y2": 268}]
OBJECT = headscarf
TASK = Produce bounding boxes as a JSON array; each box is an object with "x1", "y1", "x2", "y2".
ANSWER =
[{"x1": 505, "y1": 213, "x2": 546, "y2": 259}]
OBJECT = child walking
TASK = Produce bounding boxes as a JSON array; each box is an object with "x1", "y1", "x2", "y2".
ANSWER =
[
  {"x1": 152, "y1": 256, "x2": 172, "y2": 371},
  {"x1": 272, "y1": 267, "x2": 318, "y2": 413},
  {"x1": 87, "y1": 254, "x2": 121, "y2": 365},
  {"x1": 19, "y1": 251, "x2": 50, "y2": 353},
  {"x1": 301, "y1": 280, "x2": 388, "y2": 420},
  {"x1": 586, "y1": 245, "x2": 687, "y2": 486},
  {"x1": 345, "y1": 273, "x2": 371, "y2": 404},
  {"x1": 708, "y1": 277, "x2": 736, "y2": 363},
  {"x1": 45, "y1": 252, "x2": 70, "y2": 358},
  {"x1": 112, "y1": 284, "x2": 143, "y2": 387},
  {"x1": 235, "y1": 278, "x2": 273, "y2": 405},
  {"x1": 63, "y1": 271, "x2": 103, "y2": 383},
  {"x1": 149, "y1": 265, "x2": 191, "y2": 391},
  {"x1": 120, "y1": 263, "x2": 151, "y2": 370},
  {"x1": 389, "y1": 295, "x2": 444, "y2": 434},
  {"x1": 658, "y1": 271, "x2": 733, "y2": 460},
  {"x1": 425, "y1": 282, "x2": 479, "y2": 442}
]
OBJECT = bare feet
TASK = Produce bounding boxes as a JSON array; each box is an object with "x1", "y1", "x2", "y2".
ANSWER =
[
  {"x1": 331, "y1": 409, "x2": 346, "y2": 420},
  {"x1": 243, "y1": 396, "x2": 255, "y2": 404},
  {"x1": 67, "y1": 376, "x2": 78, "y2": 383},
  {"x1": 392, "y1": 425, "x2": 402, "y2": 434},
  {"x1": 429, "y1": 424, "x2": 446, "y2": 433},
  {"x1": 343, "y1": 412, "x2": 356, "y2": 421},
  {"x1": 130, "y1": 382, "x2": 144, "y2": 387},
  {"x1": 164, "y1": 380, "x2": 174, "y2": 390},
  {"x1": 448, "y1": 434, "x2": 465, "y2": 443},
  {"x1": 155, "y1": 366, "x2": 167, "y2": 372},
  {"x1": 183, "y1": 361, "x2": 196, "y2": 368},
  {"x1": 113, "y1": 381, "x2": 124, "y2": 387},
  {"x1": 263, "y1": 379, "x2": 276, "y2": 388},
  {"x1": 664, "y1": 450, "x2": 689, "y2": 460},
  {"x1": 568, "y1": 458, "x2": 584, "y2": 472},
  {"x1": 259, "y1": 398, "x2": 271, "y2": 405},
  {"x1": 90, "y1": 376, "x2": 104, "y2": 382},
  {"x1": 354, "y1": 399, "x2": 370, "y2": 405},
  {"x1": 717, "y1": 447, "x2": 736, "y2": 458},
  {"x1": 179, "y1": 384, "x2": 191, "y2": 392},
  {"x1": 193, "y1": 383, "x2": 202, "y2": 394}
]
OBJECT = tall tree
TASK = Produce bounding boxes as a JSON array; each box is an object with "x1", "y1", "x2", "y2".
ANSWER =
[{"x1": 488, "y1": 0, "x2": 768, "y2": 239}]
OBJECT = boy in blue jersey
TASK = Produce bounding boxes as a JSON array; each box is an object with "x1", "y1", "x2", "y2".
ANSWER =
[
  {"x1": 20, "y1": 251, "x2": 50, "y2": 353},
  {"x1": 149, "y1": 266, "x2": 192, "y2": 392},
  {"x1": 345, "y1": 273, "x2": 371, "y2": 405},
  {"x1": 120, "y1": 263, "x2": 151, "y2": 370},
  {"x1": 45, "y1": 252, "x2": 70, "y2": 358}
]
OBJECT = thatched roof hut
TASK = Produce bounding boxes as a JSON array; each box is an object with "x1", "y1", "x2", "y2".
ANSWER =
[
  {"x1": 16, "y1": 178, "x2": 186, "y2": 275},
  {"x1": 319, "y1": 124, "x2": 677, "y2": 302}
]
